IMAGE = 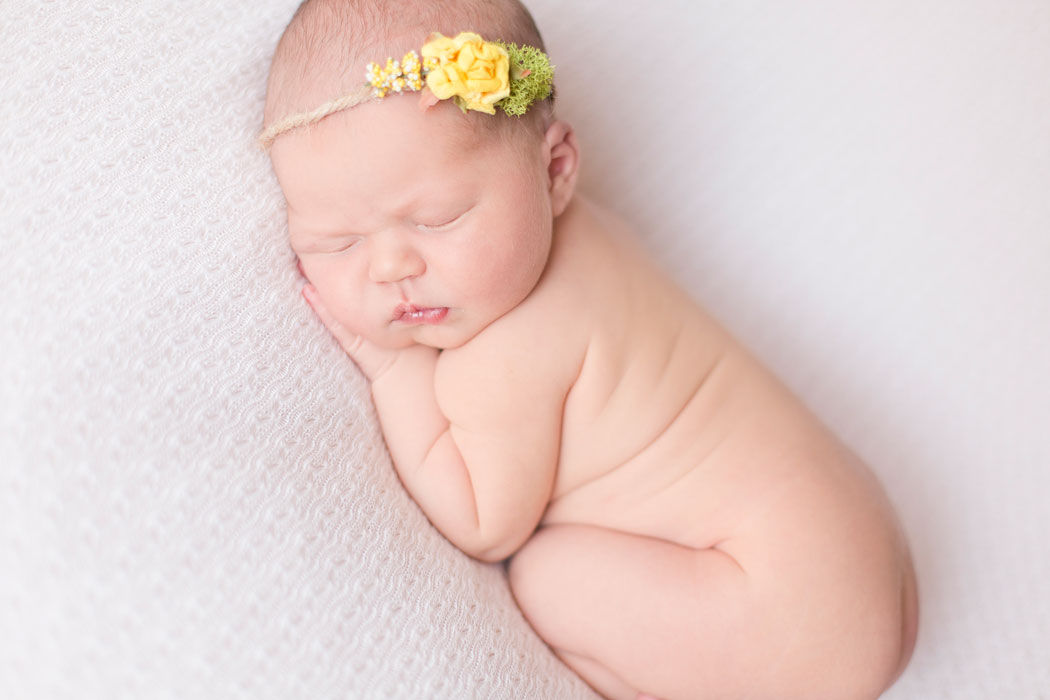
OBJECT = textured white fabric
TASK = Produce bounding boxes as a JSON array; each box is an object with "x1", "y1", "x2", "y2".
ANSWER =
[
  {"x1": 2, "y1": 0, "x2": 1048, "y2": 698},
  {"x1": 0, "y1": 2, "x2": 593, "y2": 698}
]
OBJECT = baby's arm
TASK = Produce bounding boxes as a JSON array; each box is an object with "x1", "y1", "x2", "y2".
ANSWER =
[
  {"x1": 370, "y1": 344, "x2": 496, "y2": 555},
  {"x1": 303, "y1": 284, "x2": 574, "y2": 561},
  {"x1": 428, "y1": 330, "x2": 577, "y2": 561}
]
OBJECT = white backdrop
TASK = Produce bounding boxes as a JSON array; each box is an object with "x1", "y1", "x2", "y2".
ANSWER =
[{"x1": 2, "y1": 1, "x2": 1048, "y2": 698}]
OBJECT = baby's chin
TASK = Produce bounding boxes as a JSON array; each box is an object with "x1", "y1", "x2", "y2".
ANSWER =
[{"x1": 364, "y1": 327, "x2": 476, "y2": 352}]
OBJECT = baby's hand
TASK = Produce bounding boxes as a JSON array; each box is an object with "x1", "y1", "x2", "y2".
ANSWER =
[{"x1": 301, "y1": 283, "x2": 401, "y2": 382}]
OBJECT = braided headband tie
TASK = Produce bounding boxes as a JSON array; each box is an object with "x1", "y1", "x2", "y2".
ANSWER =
[{"x1": 258, "y1": 31, "x2": 554, "y2": 150}]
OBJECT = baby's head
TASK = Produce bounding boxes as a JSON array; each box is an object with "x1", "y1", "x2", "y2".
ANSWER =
[{"x1": 263, "y1": 0, "x2": 579, "y2": 350}]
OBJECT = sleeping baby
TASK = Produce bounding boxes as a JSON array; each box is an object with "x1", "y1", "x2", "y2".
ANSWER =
[{"x1": 260, "y1": 1, "x2": 918, "y2": 698}]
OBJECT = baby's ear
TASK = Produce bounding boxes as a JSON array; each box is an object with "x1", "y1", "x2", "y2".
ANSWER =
[{"x1": 543, "y1": 120, "x2": 580, "y2": 217}]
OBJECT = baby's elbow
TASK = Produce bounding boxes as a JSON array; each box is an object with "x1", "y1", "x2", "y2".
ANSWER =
[
  {"x1": 456, "y1": 493, "x2": 546, "y2": 562},
  {"x1": 471, "y1": 544, "x2": 515, "y2": 563},
  {"x1": 466, "y1": 534, "x2": 528, "y2": 563},
  {"x1": 461, "y1": 523, "x2": 533, "y2": 563}
]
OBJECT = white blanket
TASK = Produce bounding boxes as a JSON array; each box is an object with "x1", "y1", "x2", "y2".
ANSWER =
[{"x1": 2, "y1": 1, "x2": 1047, "y2": 697}]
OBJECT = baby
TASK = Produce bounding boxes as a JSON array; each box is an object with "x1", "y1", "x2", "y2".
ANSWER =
[{"x1": 261, "y1": 1, "x2": 918, "y2": 698}]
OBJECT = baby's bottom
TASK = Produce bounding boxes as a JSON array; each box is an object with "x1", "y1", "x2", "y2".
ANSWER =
[{"x1": 508, "y1": 523, "x2": 916, "y2": 700}]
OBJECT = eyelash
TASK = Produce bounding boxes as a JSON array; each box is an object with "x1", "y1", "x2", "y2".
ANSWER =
[
  {"x1": 332, "y1": 237, "x2": 362, "y2": 253},
  {"x1": 418, "y1": 211, "x2": 465, "y2": 230},
  {"x1": 318, "y1": 208, "x2": 468, "y2": 253}
]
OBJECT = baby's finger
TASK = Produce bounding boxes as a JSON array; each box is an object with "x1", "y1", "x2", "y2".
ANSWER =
[
  {"x1": 302, "y1": 284, "x2": 359, "y2": 350},
  {"x1": 301, "y1": 284, "x2": 339, "y2": 330}
]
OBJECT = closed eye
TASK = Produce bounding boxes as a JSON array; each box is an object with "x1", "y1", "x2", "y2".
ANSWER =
[
  {"x1": 327, "y1": 236, "x2": 362, "y2": 253},
  {"x1": 417, "y1": 208, "x2": 469, "y2": 231}
]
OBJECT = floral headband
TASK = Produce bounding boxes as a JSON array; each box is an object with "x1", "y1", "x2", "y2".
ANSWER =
[{"x1": 258, "y1": 31, "x2": 554, "y2": 149}]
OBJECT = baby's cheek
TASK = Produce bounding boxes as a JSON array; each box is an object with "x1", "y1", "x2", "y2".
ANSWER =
[
  {"x1": 338, "y1": 300, "x2": 379, "y2": 335},
  {"x1": 311, "y1": 284, "x2": 364, "y2": 331}
]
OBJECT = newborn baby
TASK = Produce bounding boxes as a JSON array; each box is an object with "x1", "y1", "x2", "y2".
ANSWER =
[{"x1": 261, "y1": 1, "x2": 918, "y2": 698}]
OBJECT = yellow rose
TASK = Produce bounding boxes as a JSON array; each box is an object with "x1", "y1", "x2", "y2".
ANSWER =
[{"x1": 421, "y1": 32, "x2": 511, "y2": 114}]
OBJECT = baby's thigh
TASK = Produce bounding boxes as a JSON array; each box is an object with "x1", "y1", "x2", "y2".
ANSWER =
[
  {"x1": 508, "y1": 523, "x2": 765, "y2": 700},
  {"x1": 508, "y1": 523, "x2": 906, "y2": 700}
]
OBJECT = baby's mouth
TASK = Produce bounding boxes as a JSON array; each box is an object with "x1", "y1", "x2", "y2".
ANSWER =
[{"x1": 392, "y1": 303, "x2": 449, "y2": 325}]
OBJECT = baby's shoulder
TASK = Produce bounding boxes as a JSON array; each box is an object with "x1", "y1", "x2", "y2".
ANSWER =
[
  {"x1": 436, "y1": 280, "x2": 586, "y2": 399},
  {"x1": 434, "y1": 199, "x2": 610, "y2": 394},
  {"x1": 433, "y1": 302, "x2": 585, "y2": 430},
  {"x1": 525, "y1": 195, "x2": 644, "y2": 313},
  {"x1": 436, "y1": 195, "x2": 647, "y2": 392}
]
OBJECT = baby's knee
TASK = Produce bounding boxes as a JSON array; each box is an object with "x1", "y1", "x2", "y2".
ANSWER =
[
  {"x1": 811, "y1": 577, "x2": 917, "y2": 699},
  {"x1": 853, "y1": 565, "x2": 919, "y2": 698},
  {"x1": 757, "y1": 566, "x2": 916, "y2": 699},
  {"x1": 764, "y1": 621, "x2": 904, "y2": 700},
  {"x1": 889, "y1": 562, "x2": 920, "y2": 688},
  {"x1": 845, "y1": 617, "x2": 910, "y2": 700}
]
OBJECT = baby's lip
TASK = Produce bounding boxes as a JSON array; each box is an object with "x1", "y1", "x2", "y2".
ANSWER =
[
  {"x1": 392, "y1": 303, "x2": 449, "y2": 324},
  {"x1": 392, "y1": 302, "x2": 422, "y2": 320}
]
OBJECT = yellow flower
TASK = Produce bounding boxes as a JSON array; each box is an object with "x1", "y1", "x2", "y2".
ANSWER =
[{"x1": 421, "y1": 32, "x2": 510, "y2": 114}]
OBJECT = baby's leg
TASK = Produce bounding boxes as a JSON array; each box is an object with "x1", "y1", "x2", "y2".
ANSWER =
[
  {"x1": 508, "y1": 523, "x2": 906, "y2": 700},
  {"x1": 508, "y1": 523, "x2": 755, "y2": 700}
]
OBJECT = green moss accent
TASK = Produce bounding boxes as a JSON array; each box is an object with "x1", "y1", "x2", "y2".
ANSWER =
[{"x1": 495, "y1": 41, "x2": 554, "y2": 116}]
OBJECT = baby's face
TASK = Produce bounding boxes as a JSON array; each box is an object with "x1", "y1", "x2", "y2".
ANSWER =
[{"x1": 270, "y1": 96, "x2": 555, "y2": 350}]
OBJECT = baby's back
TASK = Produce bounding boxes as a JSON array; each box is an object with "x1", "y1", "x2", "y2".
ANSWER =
[
  {"x1": 540, "y1": 197, "x2": 865, "y2": 539},
  {"x1": 543, "y1": 193, "x2": 913, "y2": 624},
  {"x1": 453, "y1": 193, "x2": 917, "y2": 697},
  {"x1": 544, "y1": 195, "x2": 744, "y2": 533}
]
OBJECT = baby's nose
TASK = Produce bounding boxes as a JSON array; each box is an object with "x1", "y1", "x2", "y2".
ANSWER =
[{"x1": 367, "y1": 232, "x2": 425, "y2": 283}]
